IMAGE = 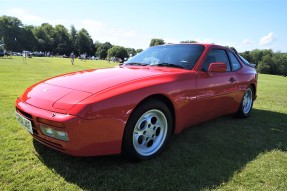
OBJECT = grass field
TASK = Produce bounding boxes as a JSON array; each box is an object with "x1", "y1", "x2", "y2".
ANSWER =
[{"x1": 1, "y1": 56, "x2": 287, "y2": 191}]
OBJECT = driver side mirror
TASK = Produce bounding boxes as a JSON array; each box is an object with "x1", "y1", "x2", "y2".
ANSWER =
[{"x1": 208, "y1": 62, "x2": 227, "y2": 76}]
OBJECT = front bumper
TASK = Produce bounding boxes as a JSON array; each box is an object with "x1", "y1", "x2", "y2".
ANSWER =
[{"x1": 16, "y1": 98, "x2": 125, "y2": 156}]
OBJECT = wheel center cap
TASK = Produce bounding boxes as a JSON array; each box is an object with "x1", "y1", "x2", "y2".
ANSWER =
[{"x1": 146, "y1": 128, "x2": 154, "y2": 137}]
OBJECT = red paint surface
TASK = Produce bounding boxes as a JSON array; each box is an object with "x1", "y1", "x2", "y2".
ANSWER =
[{"x1": 16, "y1": 44, "x2": 257, "y2": 156}]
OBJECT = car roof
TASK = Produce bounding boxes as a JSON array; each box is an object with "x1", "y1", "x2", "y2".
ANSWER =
[
  {"x1": 158, "y1": 43, "x2": 225, "y2": 49},
  {"x1": 155, "y1": 43, "x2": 238, "y2": 55}
]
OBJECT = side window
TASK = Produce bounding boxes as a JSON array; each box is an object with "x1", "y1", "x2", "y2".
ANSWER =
[
  {"x1": 228, "y1": 52, "x2": 242, "y2": 71},
  {"x1": 202, "y1": 49, "x2": 231, "y2": 72}
]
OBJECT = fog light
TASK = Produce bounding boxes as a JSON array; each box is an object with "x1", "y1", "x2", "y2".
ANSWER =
[{"x1": 40, "y1": 125, "x2": 69, "y2": 141}]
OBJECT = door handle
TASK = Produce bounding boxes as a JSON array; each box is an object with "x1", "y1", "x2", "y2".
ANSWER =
[{"x1": 229, "y1": 77, "x2": 236, "y2": 83}]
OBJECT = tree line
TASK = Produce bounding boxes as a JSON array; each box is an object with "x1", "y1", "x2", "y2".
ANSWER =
[
  {"x1": 1, "y1": 15, "x2": 286, "y2": 75},
  {"x1": 240, "y1": 49, "x2": 287, "y2": 76},
  {"x1": 0, "y1": 15, "x2": 143, "y2": 60}
]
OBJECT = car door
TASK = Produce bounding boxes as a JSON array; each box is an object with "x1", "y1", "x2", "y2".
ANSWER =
[
  {"x1": 226, "y1": 50, "x2": 244, "y2": 110},
  {"x1": 195, "y1": 48, "x2": 238, "y2": 119}
]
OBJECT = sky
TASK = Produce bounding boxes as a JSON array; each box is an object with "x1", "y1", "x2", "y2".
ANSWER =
[{"x1": 1, "y1": 0, "x2": 287, "y2": 52}]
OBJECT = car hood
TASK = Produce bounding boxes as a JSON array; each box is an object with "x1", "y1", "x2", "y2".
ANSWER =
[
  {"x1": 21, "y1": 67, "x2": 176, "y2": 113},
  {"x1": 43, "y1": 67, "x2": 165, "y2": 93}
]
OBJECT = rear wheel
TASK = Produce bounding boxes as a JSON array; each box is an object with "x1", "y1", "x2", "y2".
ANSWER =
[
  {"x1": 122, "y1": 99, "x2": 173, "y2": 161},
  {"x1": 236, "y1": 86, "x2": 254, "y2": 118}
]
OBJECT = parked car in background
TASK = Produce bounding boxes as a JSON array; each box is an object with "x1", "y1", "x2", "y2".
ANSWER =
[
  {"x1": 32, "y1": 52, "x2": 45, "y2": 57},
  {"x1": 15, "y1": 43, "x2": 257, "y2": 160}
]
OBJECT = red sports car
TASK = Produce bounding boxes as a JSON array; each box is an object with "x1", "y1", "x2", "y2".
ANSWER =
[{"x1": 16, "y1": 43, "x2": 257, "y2": 160}]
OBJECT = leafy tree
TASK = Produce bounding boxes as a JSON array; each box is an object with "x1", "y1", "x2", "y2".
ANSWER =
[
  {"x1": 0, "y1": 39, "x2": 3, "y2": 49},
  {"x1": 33, "y1": 23, "x2": 55, "y2": 52},
  {"x1": 93, "y1": 40, "x2": 101, "y2": 55},
  {"x1": 108, "y1": 46, "x2": 128, "y2": 60},
  {"x1": 75, "y1": 28, "x2": 93, "y2": 55},
  {"x1": 125, "y1": 48, "x2": 136, "y2": 57},
  {"x1": 257, "y1": 62, "x2": 271, "y2": 74},
  {"x1": 249, "y1": 49, "x2": 264, "y2": 65},
  {"x1": 70, "y1": 25, "x2": 77, "y2": 52},
  {"x1": 0, "y1": 16, "x2": 23, "y2": 51},
  {"x1": 136, "y1": 49, "x2": 143, "y2": 54},
  {"x1": 149, "y1": 38, "x2": 165, "y2": 46},
  {"x1": 96, "y1": 42, "x2": 112, "y2": 59},
  {"x1": 272, "y1": 52, "x2": 287, "y2": 75},
  {"x1": 242, "y1": 49, "x2": 287, "y2": 76},
  {"x1": 53, "y1": 24, "x2": 72, "y2": 55},
  {"x1": 20, "y1": 25, "x2": 37, "y2": 51},
  {"x1": 240, "y1": 51, "x2": 251, "y2": 62},
  {"x1": 180, "y1": 40, "x2": 197, "y2": 43},
  {"x1": 258, "y1": 54, "x2": 272, "y2": 74}
]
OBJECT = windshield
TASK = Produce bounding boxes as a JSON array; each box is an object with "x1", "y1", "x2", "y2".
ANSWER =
[{"x1": 125, "y1": 44, "x2": 205, "y2": 70}]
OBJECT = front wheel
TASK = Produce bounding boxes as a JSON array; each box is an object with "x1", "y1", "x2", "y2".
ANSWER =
[
  {"x1": 122, "y1": 99, "x2": 173, "y2": 161},
  {"x1": 236, "y1": 86, "x2": 254, "y2": 118}
]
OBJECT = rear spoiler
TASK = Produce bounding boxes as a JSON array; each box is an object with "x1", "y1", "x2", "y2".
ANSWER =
[{"x1": 249, "y1": 63, "x2": 257, "y2": 68}]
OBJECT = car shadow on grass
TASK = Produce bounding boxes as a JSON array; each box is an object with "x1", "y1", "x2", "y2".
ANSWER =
[{"x1": 33, "y1": 109, "x2": 287, "y2": 190}]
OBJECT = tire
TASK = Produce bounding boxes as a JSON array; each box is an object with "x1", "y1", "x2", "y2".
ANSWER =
[
  {"x1": 122, "y1": 99, "x2": 173, "y2": 161},
  {"x1": 236, "y1": 86, "x2": 254, "y2": 118}
]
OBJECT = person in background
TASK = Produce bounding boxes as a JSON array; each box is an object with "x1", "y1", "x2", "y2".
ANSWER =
[{"x1": 70, "y1": 52, "x2": 75, "y2": 65}]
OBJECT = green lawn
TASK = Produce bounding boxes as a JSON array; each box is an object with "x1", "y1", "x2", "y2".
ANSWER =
[{"x1": 1, "y1": 56, "x2": 287, "y2": 191}]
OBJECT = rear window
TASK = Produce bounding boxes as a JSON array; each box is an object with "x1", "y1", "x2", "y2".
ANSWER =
[
  {"x1": 228, "y1": 52, "x2": 242, "y2": 71},
  {"x1": 238, "y1": 55, "x2": 256, "y2": 68}
]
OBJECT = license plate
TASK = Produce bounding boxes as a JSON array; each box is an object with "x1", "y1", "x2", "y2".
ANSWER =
[{"x1": 16, "y1": 111, "x2": 33, "y2": 134}]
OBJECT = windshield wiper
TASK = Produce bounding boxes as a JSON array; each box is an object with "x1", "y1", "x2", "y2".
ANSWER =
[
  {"x1": 153, "y1": 63, "x2": 184, "y2": 69},
  {"x1": 125, "y1": 62, "x2": 148, "y2": 66}
]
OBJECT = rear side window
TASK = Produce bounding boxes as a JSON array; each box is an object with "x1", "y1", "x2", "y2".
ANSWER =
[
  {"x1": 202, "y1": 49, "x2": 231, "y2": 72},
  {"x1": 228, "y1": 52, "x2": 242, "y2": 71}
]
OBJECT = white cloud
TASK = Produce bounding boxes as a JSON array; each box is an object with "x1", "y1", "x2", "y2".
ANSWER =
[
  {"x1": 6, "y1": 8, "x2": 45, "y2": 25},
  {"x1": 242, "y1": 38, "x2": 254, "y2": 45},
  {"x1": 78, "y1": 21, "x2": 151, "y2": 49},
  {"x1": 5, "y1": 8, "x2": 69, "y2": 26},
  {"x1": 259, "y1": 32, "x2": 275, "y2": 46}
]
